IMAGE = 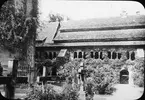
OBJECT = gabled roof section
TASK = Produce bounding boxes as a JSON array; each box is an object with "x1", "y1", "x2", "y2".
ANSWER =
[
  {"x1": 54, "y1": 15, "x2": 145, "y2": 42},
  {"x1": 54, "y1": 29, "x2": 145, "y2": 42},
  {"x1": 36, "y1": 22, "x2": 59, "y2": 43},
  {"x1": 60, "y1": 15, "x2": 145, "y2": 32}
]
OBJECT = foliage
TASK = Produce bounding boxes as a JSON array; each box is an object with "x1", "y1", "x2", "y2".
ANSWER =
[
  {"x1": 58, "y1": 58, "x2": 118, "y2": 95},
  {"x1": 57, "y1": 58, "x2": 83, "y2": 78},
  {"x1": 26, "y1": 83, "x2": 43, "y2": 100},
  {"x1": 48, "y1": 12, "x2": 70, "y2": 22},
  {"x1": 26, "y1": 81, "x2": 79, "y2": 100},
  {"x1": 85, "y1": 77, "x2": 95, "y2": 96},
  {"x1": 89, "y1": 62, "x2": 117, "y2": 94},
  {"x1": 0, "y1": 1, "x2": 38, "y2": 54},
  {"x1": 132, "y1": 58, "x2": 144, "y2": 87}
]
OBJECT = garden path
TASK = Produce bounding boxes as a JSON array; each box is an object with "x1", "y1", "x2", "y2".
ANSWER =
[
  {"x1": 93, "y1": 84, "x2": 143, "y2": 100},
  {"x1": 78, "y1": 84, "x2": 143, "y2": 100}
]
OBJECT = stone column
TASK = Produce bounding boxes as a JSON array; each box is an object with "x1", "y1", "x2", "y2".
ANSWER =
[
  {"x1": 116, "y1": 52, "x2": 118, "y2": 59},
  {"x1": 70, "y1": 52, "x2": 74, "y2": 61},
  {"x1": 128, "y1": 67, "x2": 134, "y2": 85},
  {"x1": 129, "y1": 51, "x2": 132, "y2": 60},
  {"x1": 82, "y1": 51, "x2": 84, "y2": 59},
  {"x1": 98, "y1": 52, "x2": 100, "y2": 59},
  {"x1": 110, "y1": 52, "x2": 112, "y2": 59},
  {"x1": 42, "y1": 66, "x2": 46, "y2": 77}
]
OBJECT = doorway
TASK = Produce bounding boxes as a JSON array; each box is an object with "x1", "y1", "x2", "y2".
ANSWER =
[{"x1": 120, "y1": 69, "x2": 129, "y2": 84}]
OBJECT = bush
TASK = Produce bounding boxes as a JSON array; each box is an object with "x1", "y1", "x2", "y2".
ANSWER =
[
  {"x1": 92, "y1": 64, "x2": 117, "y2": 94},
  {"x1": 59, "y1": 58, "x2": 118, "y2": 95},
  {"x1": 26, "y1": 83, "x2": 43, "y2": 100},
  {"x1": 133, "y1": 72, "x2": 144, "y2": 87},
  {"x1": 62, "y1": 82, "x2": 79, "y2": 100},
  {"x1": 132, "y1": 58, "x2": 144, "y2": 87},
  {"x1": 26, "y1": 81, "x2": 79, "y2": 100}
]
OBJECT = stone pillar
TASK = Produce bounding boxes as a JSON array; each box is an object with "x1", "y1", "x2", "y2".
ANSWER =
[
  {"x1": 128, "y1": 67, "x2": 134, "y2": 85},
  {"x1": 70, "y1": 52, "x2": 74, "y2": 61},
  {"x1": 110, "y1": 52, "x2": 112, "y2": 59},
  {"x1": 98, "y1": 52, "x2": 100, "y2": 59},
  {"x1": 129, "y1": 51, "x2": 132, "y2": 60},
  {"x1": 42, "y1": 66, "x2": 46, "y2": 77},
  {"x1": 76, "y1": 51, "x2": 78, "y2": 58},
  {"x1": 116, "y1": 52, "x2": 118, "y2": 59},
  {"x1": 82, "y1": 51, "x2": 84, "y2": 59}
]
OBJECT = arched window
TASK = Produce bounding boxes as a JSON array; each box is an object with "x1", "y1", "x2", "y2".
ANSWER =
[
  {"x1": 83, "y1": 52, "x2": 86, "y2": 59},
  {"x1": 95, "y1": 52, "x2": 99, "y2": 59},
  {"x1": 108, "y1": 51, "x2": 111, "y2": 59},
  {"x1": 44, "y1": 52, "x2": 48, "y2": 59},
  {"x1": 78, "y1": 52, "x2": 83, "y2": 58},
  {"x1": 131, "y1": 52, "x2": 135, "y2": 60},
  {"x1": 126, "y1": 51, "x2": 129, "y2": 59},
  {"x1": 112, "y1": 52, "x2": 117, "y2": 59},
  {"x1": 118, "y1": 53, "x2": 122, "y2": 59},
  {"x1": 90, "y1": 52, "x2": 94, "y2": 58},
  {"x1": 53, "y1": 52, "x2": 57, "y2": 58},
  {"x1": 49, "y1": 52, "x2": 53, "y2": 60},
  {"x1": 74, "y1": 52, "x2": 77, "y2": 58},
  {"x1": 100, "y1": 52, "x2": 103, "y2": 60}
]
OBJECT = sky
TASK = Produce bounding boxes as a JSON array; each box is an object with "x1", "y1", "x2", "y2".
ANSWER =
[{"x1": 39, "y1": 0, "x2": 145, "y2": 21}]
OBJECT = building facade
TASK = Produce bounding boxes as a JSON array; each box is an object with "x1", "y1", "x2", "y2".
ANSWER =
[{"x1": 36, "y1": 15, "x2": 145, "y2": 84}]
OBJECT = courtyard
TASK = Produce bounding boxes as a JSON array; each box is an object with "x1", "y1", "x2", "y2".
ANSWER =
[{"x1": 0, "y1": 83, "x2": 144, "y2": 100}]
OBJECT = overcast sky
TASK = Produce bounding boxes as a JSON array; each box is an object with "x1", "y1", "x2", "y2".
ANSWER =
[{"x1": 39, "y1": 0, "x2": 145, "y2": 21}]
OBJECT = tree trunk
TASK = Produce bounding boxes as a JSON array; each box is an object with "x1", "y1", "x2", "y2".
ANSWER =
[{"x1": 25, "y1": 0, "x2": 38, "y2": 84}]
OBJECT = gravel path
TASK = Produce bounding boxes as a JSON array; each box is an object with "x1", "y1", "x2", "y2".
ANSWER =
[
  {"x1": 78, "y1": 84, "x2": 144, "y2": 100},
  {"x1": 0, "y1": 84, "x2": 143, "y2": 100}
]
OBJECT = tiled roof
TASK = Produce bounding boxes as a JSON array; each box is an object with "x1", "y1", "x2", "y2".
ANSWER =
[
  {"x1": 36, "y1": 41, "x2": 145, "y2": 47},
  {"x1": 54, "y1": 29, "x2": 145, "y2": 42},
  {"x1": 37, "y1": 22, "x2": 59, "y2": 43},
  {"x1": 36, "y1": 15, "x2": 145, "y2": 46},
  {"x1": 60, "y1": 15, "x2": 145, "y2": 31},
  {"x1": 53, "y1": 15, "x2": 145, "y2": 42}
]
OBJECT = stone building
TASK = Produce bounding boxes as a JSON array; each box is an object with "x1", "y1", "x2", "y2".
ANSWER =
[{"x1": 36, "y1": 15, "x2": 145, "y2": 84}]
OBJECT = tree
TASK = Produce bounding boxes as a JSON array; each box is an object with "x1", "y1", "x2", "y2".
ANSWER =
[
  {"x1": 0, "y1": 0, "x2": 38, "y2": 84},
  {"x1": 0, "y1": 0, "x2": 26, "y2": 53},
  {"x1": 48, "y1": 12, "x2": 70, "y2": 22}
]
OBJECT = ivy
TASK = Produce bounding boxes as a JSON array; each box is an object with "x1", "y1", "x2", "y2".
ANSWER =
[{"x1": 0, "y1": 1, "x2": 38, "y2": 53}]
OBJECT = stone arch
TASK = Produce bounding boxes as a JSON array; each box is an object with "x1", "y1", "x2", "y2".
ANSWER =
[
  {"x1": 90, "y1": 52, "x2": 94, "y2": 58},
  {"x1": 108, "y1": 51, "x2": 111, "y2": 59},
  {"x1": 100, "y1": 52, "x2": 103, "y2": 60},
  {"x1": 112, "y1": 52, "x2": 117, "y2": 59},
  {"x1": 126, "y1": 51, "x2": 130, "y2": 59},
  {"x1": 95, "y1": 52, "x2": 99, "y2": 59},
  {"x1": 49, "y1": 52, "x2": 53, "y2": 60},
  {"x1": 83, "y1": 52, "x2": 86, "y2": 59},
  {"x1": 120, "y1": 69, "x2": 129, "y2": 84},
  {"x1": 53, "y1": 52, "x2": 57, "y2": 58},
  {"x1": 118, "y1": 53, "x2": 122, "y2": 59},
  {"x1": 78, "y1": 52, "x2": 83, "y2": 58},
  {"x1": 74, "y1": 52, "x2": 77, "y2": 58},
  {"x1": 131, "y1": 52, "x2": 135, "y2": 60}
]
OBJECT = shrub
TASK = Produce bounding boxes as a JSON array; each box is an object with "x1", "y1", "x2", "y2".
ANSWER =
[
  {"x1": 132, "y1": 58, "x2": 144, "y2": 87},
  {"x1": 26, "y1": 81, "x2": 79, "y2": 100},
  {"x1": 26, "y1": 83, "x2": 43, "y2": 100},
  {"x1": 62, "y1": 81, "x2": 79, "y2": 100},
  {"x1": 89, "y1": 62, "x2": 117, "y2": 95},
  {"x1": 133, "y1": 72, "x2": 144, "y2": 87}
]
